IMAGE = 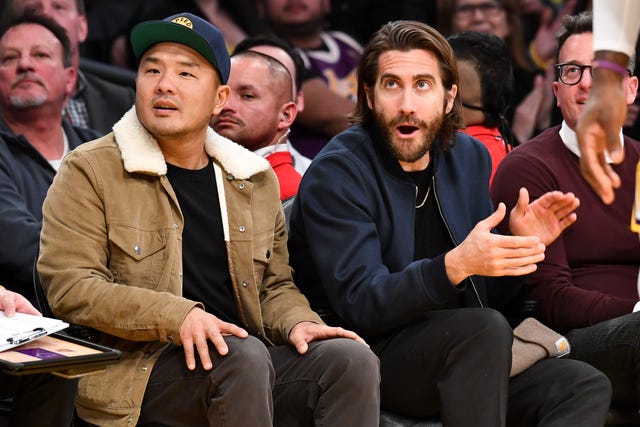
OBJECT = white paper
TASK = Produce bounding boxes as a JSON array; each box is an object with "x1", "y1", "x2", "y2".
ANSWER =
[{"x1": 0, "y1": 312, "x2": 68, "y2": 352}]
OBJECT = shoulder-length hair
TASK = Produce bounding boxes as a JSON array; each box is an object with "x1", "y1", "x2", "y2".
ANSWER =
[{"x1": 349, "y1": 20, "x2": 463, "y2": 150}]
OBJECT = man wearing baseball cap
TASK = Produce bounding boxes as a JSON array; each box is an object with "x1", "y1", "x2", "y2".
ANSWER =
[{"x1": 37, "y1": 12, "x2": 380, "y2": 426}]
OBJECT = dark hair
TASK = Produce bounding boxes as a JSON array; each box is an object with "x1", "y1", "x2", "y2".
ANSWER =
[
  {"x1": 350, "y1": 20, "x2": 463, "y2": 150},
  {"x1": 1, "y1": 10, "x2": 73, "y2": 67},
  {"x1": 556, "y1": 11, "x2": 635, "y2": 75},
  {"x1": 448, "y1": 31, "x2": 513, "y2": 127},
  {"x1": 233, "y1": 34, "x2": 305, "y2": 92}
]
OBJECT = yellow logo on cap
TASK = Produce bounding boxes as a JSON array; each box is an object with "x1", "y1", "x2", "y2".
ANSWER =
[{"x1": 171, "y1": 16, "x2": 193, "y2": 29}]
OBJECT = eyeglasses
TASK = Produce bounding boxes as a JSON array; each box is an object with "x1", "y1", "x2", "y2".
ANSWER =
[
  {"x1": 454, "y1": 2, "x2": 504, "y2": 19},
  {"x1": 554, "y1": 63, "x2": 593, "y2": 86},
  {"x1": 555, "y1": 62, "x2": 632, "y2": 86}
]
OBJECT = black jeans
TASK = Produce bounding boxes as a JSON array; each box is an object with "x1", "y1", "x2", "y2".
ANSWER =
[
  {"x1": 0, "y1": 373, "x2": 77, "y2": 427},
  {"x1": 372, "y1": 307, "x2": 612, "y2": 427},
  {"x1": 566, "y1": 310, "x2": 640, "y2": 406},
  {"x1": 137, "y1": 335, "x2": 380, "y2": 426}
]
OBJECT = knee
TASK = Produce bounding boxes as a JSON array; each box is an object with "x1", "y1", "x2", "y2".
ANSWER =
[
  {"x1": 313, "y1": 338, "x2": 380, "y2": 387},
  {"x1": 553, "y1": 359, "x2": 612, "y2": 399},
  {"x1": 220, "y1": 335, "x2": 274, "y2": 384},
  {"x1": 226, "y1": 335, "x2": 271, "y2": 365},
  {"x1": 458, "y1": 308, "x2": 513, "y2": 349}
]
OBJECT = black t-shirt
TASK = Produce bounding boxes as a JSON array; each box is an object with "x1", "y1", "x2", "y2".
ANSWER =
[
  {"x1": 406, "y1": 165, "x2": 454, "y2": 262},
  {"x1": 407, "y1": 165, "x2": 459, "y2": 307},
  {"x1": 166, "y1": 159, "x2": 240, "y2": 324}
]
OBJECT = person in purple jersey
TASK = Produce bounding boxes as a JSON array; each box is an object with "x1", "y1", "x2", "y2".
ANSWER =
[{"x1": 260, "y1": 0, "x2": 362, "y2": 158}]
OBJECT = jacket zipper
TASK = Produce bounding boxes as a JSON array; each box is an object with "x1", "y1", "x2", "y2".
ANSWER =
[{"x1": 431, "y1": 175, "x2": 484, "y2": 307}]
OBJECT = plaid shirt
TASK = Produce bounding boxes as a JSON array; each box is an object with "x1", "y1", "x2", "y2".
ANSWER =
[{"x1": 64, "y1": 71, "x2": 90, "y2": 129}]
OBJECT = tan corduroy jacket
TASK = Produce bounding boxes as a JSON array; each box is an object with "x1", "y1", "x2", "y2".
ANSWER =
[{"x1": 38, "y1": 108, "x2": 322, "y2": 426}]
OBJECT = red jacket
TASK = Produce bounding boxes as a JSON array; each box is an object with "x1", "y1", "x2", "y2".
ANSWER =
[
  {"x1": 461, "y1": 125, "x2": 510, "y2": 185},
  {"x1": 266, "y1": 151, "x2": 302, "y2": 201}
]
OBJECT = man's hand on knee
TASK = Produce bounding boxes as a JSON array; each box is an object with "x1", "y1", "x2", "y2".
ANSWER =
[{"x1": 180, "y1": 307, "x2": 248, "y2": 370}]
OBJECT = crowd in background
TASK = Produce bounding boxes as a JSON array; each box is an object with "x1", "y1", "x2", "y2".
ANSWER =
[
  {"x1": 72, "y1": 0, "x2": 640, "y2": 146},
  {"x1": 2, "y1": 0, "x2": 640, "y2": 425}
]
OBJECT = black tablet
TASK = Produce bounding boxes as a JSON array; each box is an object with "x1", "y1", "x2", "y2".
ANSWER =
[{"x1": 0, "y1": 333, "x2": 121, "y2": 377}]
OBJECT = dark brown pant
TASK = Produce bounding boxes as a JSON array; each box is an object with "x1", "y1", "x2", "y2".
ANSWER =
[{"x1": 137, "y1": 335, "x2": 380, "y2": 426}]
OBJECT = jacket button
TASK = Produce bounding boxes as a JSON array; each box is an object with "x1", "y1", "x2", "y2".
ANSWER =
[
  {"x1": 242, "y1": 280, "x2": 249, "y2": 287},
  {"x1": 134, "y1": 246, "x2": 141, "y2": 255},
  {"x1": 141, "y1": 366, "x2": 148, "y2": 371},
  {"x1": 239, "y1": 226, "x2": 246, "y2": 232},
  {"x1": 265, "y1": 250, "x2": 271, "y2": 259},
  {"x1": 226, "y1": 173, "x2": 234, "y2": 181},
  {"x1": 239, "y1": 183, "x2": 246, "y2": 190}
]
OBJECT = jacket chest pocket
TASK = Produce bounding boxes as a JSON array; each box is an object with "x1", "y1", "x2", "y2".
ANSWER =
[
  {"x1": 252, "y1": 227, "x2": 275, "y2": 281},
  {"x1": 108, "y1": 226, "x2": 168, "y2": 288}
]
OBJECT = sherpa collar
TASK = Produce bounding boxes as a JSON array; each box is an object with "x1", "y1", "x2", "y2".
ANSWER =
[{"x1": 112, "y1": 107, "x2": 269, "y2": 179}]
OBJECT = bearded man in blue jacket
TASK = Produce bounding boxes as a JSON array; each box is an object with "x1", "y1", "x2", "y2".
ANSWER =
[{"x1": 288, "y1": 20, "x2": 612, "y2": 427}]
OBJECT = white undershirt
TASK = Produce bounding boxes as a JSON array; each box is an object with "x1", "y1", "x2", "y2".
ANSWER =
[{"x1": 47, "y1": 129, "x2": 69, "y2": 171}]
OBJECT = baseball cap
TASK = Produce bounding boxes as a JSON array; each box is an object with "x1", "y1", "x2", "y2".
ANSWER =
[{"x1": 130, "y1": 12, "x2": 230, "y2": 84}]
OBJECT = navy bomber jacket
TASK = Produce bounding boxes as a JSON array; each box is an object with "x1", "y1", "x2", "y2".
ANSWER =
[{"x1": 288, "y1": 124, "x2": 523, "y2": 339}]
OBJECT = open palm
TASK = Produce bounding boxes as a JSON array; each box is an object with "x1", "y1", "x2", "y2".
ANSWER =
[{"x1": 508, "y1": 188, "x2": 579, "y2": 246}]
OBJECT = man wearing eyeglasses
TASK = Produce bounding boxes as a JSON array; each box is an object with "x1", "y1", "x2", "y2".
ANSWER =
[{"x1": 491, "y1": 11, "x2": 640, "y2": 408}]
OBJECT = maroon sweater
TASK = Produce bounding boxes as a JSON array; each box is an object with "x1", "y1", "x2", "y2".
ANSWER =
[{"x1": 491, "y1": 125, "x2": 640, "y2": 333}]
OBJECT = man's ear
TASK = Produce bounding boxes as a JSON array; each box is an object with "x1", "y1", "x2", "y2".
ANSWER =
[
  {"x1": 552, "y1": 81, "x2": 560, "y2": 107},
  {"x1": 213, "y1": 85, "x2": 231, "y2": 115},
  {"x1": 76, "y1": 15, "x2": 88, "y2": 44},
  {"x1": 445, "y1": 84, "x2": 457, "y2": 114},
  {"x1": 626, "y1": 76, "x2": 639, "y2": 104},
  {"x1": 65, "y1": 67, "x2": 77, "y2": 99},
  {"x1": 365, "y1": 85, "x2": 373, "y2": 110},
  {"x1": 277, "y1": 101, "x2": 297, "y2": 130}
]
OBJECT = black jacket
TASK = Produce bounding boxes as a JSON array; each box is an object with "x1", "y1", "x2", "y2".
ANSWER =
[
  {"x1": 82, "y1": 70, "x2": 136, "y2": 134},
  {"x1": 0, "y1": 119, "x2": 100, "y2": 303}
]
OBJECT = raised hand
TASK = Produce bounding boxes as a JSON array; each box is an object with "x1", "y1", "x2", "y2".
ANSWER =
[
  {"x1": 508, "y1": 188, "x2": 579, "y2": 245},
  {"x1": 444, "y1": 203, "x2": 546, "y2": 285}
]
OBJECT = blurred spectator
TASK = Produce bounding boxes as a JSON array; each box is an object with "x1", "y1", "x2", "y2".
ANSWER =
[
  {"x1": 449, "y1": 31, "x2": 515, "y2": 185},
  {"x1": 84, "y1": 0, "x2": 265, "y2": 69},
  {"x1": 437, "y1": 0, "x2": 570, "y2": 143},
  {"x1": 212, "y1": 51, "x2": 304, "y2": 200},
  {"x1": 260, "y1": 0, "x2": 361, "y2": 158},
  {"x1": 233, "y1": 34, "x2": 312, "y2": 175},
  {"x1": 327, "y1": 0, "x2": 438, "y2": 45},
  {"x1": 4, "y1": 0, "x2": 136, "y2": 134},
  {"x1": 0, "y1": 12, "x2": 99, "y2": 303}
]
